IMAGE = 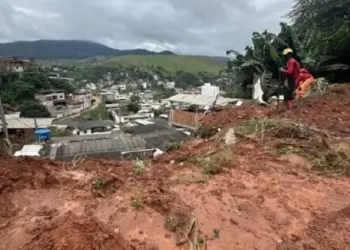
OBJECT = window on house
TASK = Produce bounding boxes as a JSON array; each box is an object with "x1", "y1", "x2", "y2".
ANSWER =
[
  {"x1": 59, "y1": 95, "x2": 63, "y2": 99},
  {"x1": 53, "y1": 95, "x2": 57, "y2": 100}
]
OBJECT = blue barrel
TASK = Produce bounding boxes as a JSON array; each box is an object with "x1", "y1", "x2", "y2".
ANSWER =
[{"x1": 35, "y1": 128, "x2": 51, "y2": 141}]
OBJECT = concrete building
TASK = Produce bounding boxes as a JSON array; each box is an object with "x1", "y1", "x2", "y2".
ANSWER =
[
  {"x1": 53, "y1": 119, "x2": 116, "y2": 135},
  {"x1": 166, "y1": 94, "x2": 241, "y2": 129},
  {"x1": 100, "y1": 91, "x2": 115, "y2": 103},
  {"x1": 48, "y1": 73, "x2": 74, "y2": 83},
  {"x1": 111, "y1": 109, "x2": 154, "y2": 124},
  {"x1": 201, "y1": 83, "x2": 219, "y2": 98},
  {"x1": 35, "y1": 89, "x2": 65, "y2": 106},
  {"x1": 118, "y1": 84, "x2": 127, "y2": 91},
  {"x1": 0, "y1": 57, "x2": 38, "y2": 73},
  {"x1": 69, "y1": 90, "x2": 92, "y2": 109},
  {"x1": 165, "y1": 81, "x2": 175, "y2": 89}
]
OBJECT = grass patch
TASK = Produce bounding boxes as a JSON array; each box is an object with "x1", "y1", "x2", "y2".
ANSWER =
[
  {"x1": 131, "y1": 190, "x2": 143, "y2": 209},
  {"x1": 235, "y1": 118, "x2": 317, "y2": 141},
  {"x1": 132, "y1": 158, "x2": 150, "y2": 175},
  {"x1": 235, "y1": 118, "x2": 350, "y2": 177},
  {"x1": 91, "y1": 177, "x2": 118, "y2": 194},
  {"x1": 81, "y1": 105, "x2": 110, "y2": 120},
  {"x1": 188, "y1": 147, "x2": 233, "y2": 175},
  {"x1": 166, "y1": 141, "x2": 183, "y2": 152},
  {"x1": 194, "y1": 124, "x2": 217, "y2": 139},
  {"x1": 313, "y1": 149, "x2": 350, "y2": 177}
]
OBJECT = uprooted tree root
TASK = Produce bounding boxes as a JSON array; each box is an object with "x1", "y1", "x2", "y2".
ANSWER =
[{"x1": 233, "y1": 118, "x2": 350, "y2": 177}]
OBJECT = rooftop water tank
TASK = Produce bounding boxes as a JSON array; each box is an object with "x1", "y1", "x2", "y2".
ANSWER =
[{"x1": 35, "y1": 128, "x2": 51, "y2": 142}]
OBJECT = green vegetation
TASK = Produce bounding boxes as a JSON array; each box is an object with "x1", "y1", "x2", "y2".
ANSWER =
[
  {"x1": 224, "y1": 0, "x2": 350, "y2": 98},
  {"x1": 129, "y1": 94, "x2": 140, "y2": 103},
  {"x1": 19, "y1": 100, "x2": 51, "y2": 118},
  {"x1": 131, "y1": 189, "x2": 143, "y2": 209},
  {"x1": 93, "y1": 55, "x2": 224, "y2": 75},
  {"x1": 0, "y1": 68, "x2": 76, "y2": 116},
  {"x1": 126, "y1": 102, "x2": 140, "y2": 113},
  {"x1": 81, "y1": 105, "x2": 110, "y2": 120},
  {"x1": 132, "y1": 159, "x2": 150, "y2": 175}
]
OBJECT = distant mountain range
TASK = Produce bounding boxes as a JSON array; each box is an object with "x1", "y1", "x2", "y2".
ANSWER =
[
  {"x1": 0, "y1": 40, "x2": 227, "y2": 63},
  {"x1": 0, "y1": 40, "x2": 175, "y2": 60}
]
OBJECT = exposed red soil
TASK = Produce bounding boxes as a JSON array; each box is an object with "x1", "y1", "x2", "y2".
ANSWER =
[
  {"x1": 201, "y1": 105, "x2": 269, "y2": 130},
  {"x1": 201, "y1": 84, "x2": 350, "y2": 136},
  {"x1": 22, "y1": 211, "x2": 134, "y2": 250},
  {"x1": 1, "y1": 85, "x2": 350, "y2": 250}
]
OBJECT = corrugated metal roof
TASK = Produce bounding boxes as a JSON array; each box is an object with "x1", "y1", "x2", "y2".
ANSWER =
[
  {"x1": 166, "y1": 94, "x2": 241, "y2": 106},
  {"x1": 142, "y1": 130, "x2": 188, "y2": 151},
  {"x1": 52, "y1": 134, "x2": 146, "y2": 161},
  {"x1": 0, "y1": 118, "x2": 55, "y2": 129},
  {"x1": 52, "y1": 131, "x2": 120, "y2": 142},
  {"x1": 53, "y1": 118, "x2": 115, "y2": 130}
]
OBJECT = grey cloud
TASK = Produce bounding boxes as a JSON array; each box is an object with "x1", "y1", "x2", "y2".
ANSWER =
[{"x1": 0, "y1": 0, "x2": 293, "y2": 56}]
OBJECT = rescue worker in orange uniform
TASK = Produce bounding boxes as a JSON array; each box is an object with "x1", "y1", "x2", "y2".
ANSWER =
[
  {"x1": 279, "y1": 48, "x2": 300, "y2": 110},
  {"x1": 296, "y1": 68, "x2": 314, "y2": 98}
]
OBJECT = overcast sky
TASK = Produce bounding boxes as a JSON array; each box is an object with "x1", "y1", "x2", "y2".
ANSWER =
[{"x1": 0, "y1": 0, "x2": 293, "y2": 56}]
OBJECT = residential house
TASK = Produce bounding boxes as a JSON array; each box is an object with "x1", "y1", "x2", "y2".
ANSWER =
[
  {"x1": 68, "y1": 90, "x2": 92, "y2": 109},
  {"x1": 166, "y1": 94, "x2": 241, "y2": 129},
  {"x1": 118, "y1": 84, "x2": 127, "y2": 91},
  {"x1": 0, "y1": 57, "x2": 38, "y2": 73},
  {"x1": 165, "y1": 81, "x2": 175, "y2": 89},
  {"x1": 47, "y1": 118, "x2": 190, "y2": 161},
  {"x1": 111, "y1": 108, "x2": 154, "y2": 123},
  {"x1": 53, "y1": 119, "x2": 116, "y2": 135},
  {"x1": 48, "y1": 133, "x2": 148, "y2": 161},
  {"x1": 35, "y1": 89, "x2": 65, "y2": 107},
  {"x1": 0, "y1": 116, "x2": 54, "y2": 140},
  {"x1": 100, "y1": 91, "x2": 115, "y2": 103},
  {"x1": 48, "y1": 73, "x2": 74, "y2": 84},
  {"x1": 122, "y1": 118, "x2": 190, "y2": 153}
]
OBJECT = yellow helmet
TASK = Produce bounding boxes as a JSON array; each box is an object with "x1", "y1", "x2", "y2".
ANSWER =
[{"x1": 282, "y1": 48, "x2": 293, "y2": 55}]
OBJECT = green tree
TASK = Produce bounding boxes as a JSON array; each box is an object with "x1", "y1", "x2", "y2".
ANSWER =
[
  {"x1": 50, "y1": 79, "x2": 76, "y2": 93},
  {"x1": 130, "y1": 94, "x2": 140, "y2": 103},
  {"x1": 21, "y1": 70, "x2": 51, "y2": 90},
  {"x1": 81, "y1": 105, "x2": 110, "y2": 120},
  {"x1": 225, "y1": 0, "x2": 350, "y2": 98},
  {"x1": 127, "y1": 102, "x2": 140, "y2": 113},
  {"x1": 174, "y1": 71, "x2": 200, "y2": 89},
  {"x1": 20, "y1": 101, "x2": 51, "y2": 117},
  {"x1": 11, "y1": 80, "x2": 37, "y2": 102}
]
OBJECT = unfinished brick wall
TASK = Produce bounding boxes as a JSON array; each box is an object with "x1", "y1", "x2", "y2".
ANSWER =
[{"x1": 171, "y1": 110, "x2": 204, "y2": 128}]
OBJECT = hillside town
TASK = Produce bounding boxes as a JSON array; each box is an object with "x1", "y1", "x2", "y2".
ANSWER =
[{"x1": 0, "y1": 56, "x2": 241, "y2": 160}]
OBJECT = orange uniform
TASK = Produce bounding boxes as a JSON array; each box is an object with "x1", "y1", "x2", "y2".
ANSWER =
[{"x1": 296, "y1": 68, "x2": 314, "y2": 98}]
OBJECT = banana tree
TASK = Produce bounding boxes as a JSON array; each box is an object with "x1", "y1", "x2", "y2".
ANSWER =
[{"x1": 226, "y1": 30, "x2": 286, "y2": 99}]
